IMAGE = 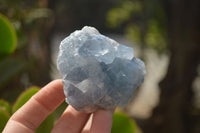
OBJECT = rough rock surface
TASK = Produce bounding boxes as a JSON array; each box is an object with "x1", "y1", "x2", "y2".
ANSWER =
[{"x1": 57, "y1": 26, "x2": 146, "y2": 113}]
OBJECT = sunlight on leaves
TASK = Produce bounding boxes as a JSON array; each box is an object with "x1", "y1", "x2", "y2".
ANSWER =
[
  {"x1": 106, "y1": 1, "x2": 142, "y2": 28},
  {"x1": 145, "y1": 20, "x2": 167, "y2": 52}
]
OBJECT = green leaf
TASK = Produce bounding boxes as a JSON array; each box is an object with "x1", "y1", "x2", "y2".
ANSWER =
[
  {"x1": 0, "y1": 109, "x2": 10, "y2": 132},
  {"x1": 36, "y1": 112, "x2": 55, "y2": 133},
  {"x1": 0, "y1": 14, "x2": 17, "y2": 59},
  {"x1": 54, "y1": 102, "x2": 68, "y2": 120},
  {"x1": 12, "y1": 86, "x2": 40, "y2": 113},
  {"x1": 0, "y1": 100, "x2": 11, "y2": 115},
  {"x1": 0, "y1": 57, "x2": 25, "y2": 89},
  {"x1": 111, "y1": 112, "x2": 136, "y2": 133}
]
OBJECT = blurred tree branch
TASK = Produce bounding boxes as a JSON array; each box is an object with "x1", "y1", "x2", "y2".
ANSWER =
[{"x1": 144, "y1": 0, "x2": 200, "y2": 133}]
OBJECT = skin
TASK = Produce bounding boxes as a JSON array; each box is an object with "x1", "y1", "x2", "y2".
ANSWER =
[{"x1": 3, "y1": 80, "x2": 115, "y2": 133}]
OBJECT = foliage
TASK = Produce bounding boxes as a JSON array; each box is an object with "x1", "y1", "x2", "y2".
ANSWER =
[
  {"x1": 125, "y1": 23, "x2": 141, "y2": 44},
  {"x1": 0, "y1": 15, "x2": 56, "y2": 131},
  {"x1": 0, "y1": 100, "x2": 11, "y2": 115},
  {"x1": 0, "y1": 100, "x2": 11, "y2": 132},
  {"x1": 35, "y1": 113, "x2": 54, "y2": 133},
  {"x1": 0, "y1": 13, "x2": 24, "y2": 89},
  {"x1": 145, "y1": 20, "x2": 167, "y2": 51},
  {"x1": 0, "y1": 14, "x2": 17, "y2": 59},
  {"x1": 0, "y1": 0, "x2": 53, "y2": 94},
  {"x1": 112, "y1": 111, "x2": 136, "y2": 133},
  {"x1": 106, "y1": 0, "x2": 167, "y2": 53},
  {"x1": 0, "y1": 109, "x2": 10, "y2": 132},
  {"x1": 106, "y1": 1, "x2": 142, "y2": 28}
]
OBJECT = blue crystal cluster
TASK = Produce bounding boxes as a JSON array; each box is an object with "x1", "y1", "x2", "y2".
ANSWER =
[{"x1": 57, "y1": 26, "x2": 146, "y2": 113}]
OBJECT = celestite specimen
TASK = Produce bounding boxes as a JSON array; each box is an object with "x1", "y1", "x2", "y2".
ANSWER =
[{"x1": 57, "y1": 26, "x2": 146, "y2": 113}]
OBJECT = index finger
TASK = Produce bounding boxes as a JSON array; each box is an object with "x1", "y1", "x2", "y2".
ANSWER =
[{"x1": 3, "y1": 79, "x2": 65, "y2": 133}]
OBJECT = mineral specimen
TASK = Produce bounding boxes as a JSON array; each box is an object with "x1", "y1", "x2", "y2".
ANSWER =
[{"x1": 57, "y1": 26, "x2": 146, "y2": 113}]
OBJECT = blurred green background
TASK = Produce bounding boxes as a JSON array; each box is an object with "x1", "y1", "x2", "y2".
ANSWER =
[{"x1": 0, "y1": 0, "x2": 200, "y2": 133}]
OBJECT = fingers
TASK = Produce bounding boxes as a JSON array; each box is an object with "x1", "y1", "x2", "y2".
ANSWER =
[
  {"x1": 90, "y1": 109, "x2": 115, "y2": 133},
  {"x1": 82, "y1": 109, "x2": 115, "y2": 133},
  {"x1": 52, "y1": 107, "x2": 115, "y2": 133},
  {"x1": 3, "y1": 80, "x2": 65, "y2": 133},
  {"x1": 81, "y1": 114, "x2": 93, "y2": 133},
  {"x1": 3, "y1": 79, "x2": 115, "y2": 133},
  {"x1": 52, "y1": 105, "x2": 90, "y2": 133}
]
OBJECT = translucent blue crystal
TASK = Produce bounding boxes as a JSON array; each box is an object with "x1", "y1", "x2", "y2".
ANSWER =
[{"x1": 57, "y1": 26, "x2": 146, "y2": 113}]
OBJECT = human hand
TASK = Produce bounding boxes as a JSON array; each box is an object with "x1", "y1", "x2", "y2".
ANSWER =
[{"x1": 3, "y1": 80, "x2": 115, "y2": 133}]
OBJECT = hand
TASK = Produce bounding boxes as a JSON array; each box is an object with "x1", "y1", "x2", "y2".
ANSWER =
[{"x1": 3, "y1": 80, "x2": 115, "y2": 133}]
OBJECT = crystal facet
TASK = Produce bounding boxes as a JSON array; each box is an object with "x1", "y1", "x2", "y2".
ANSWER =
[{"x1": 57, "y1": 26, "x2": 146, "y2": 113}]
